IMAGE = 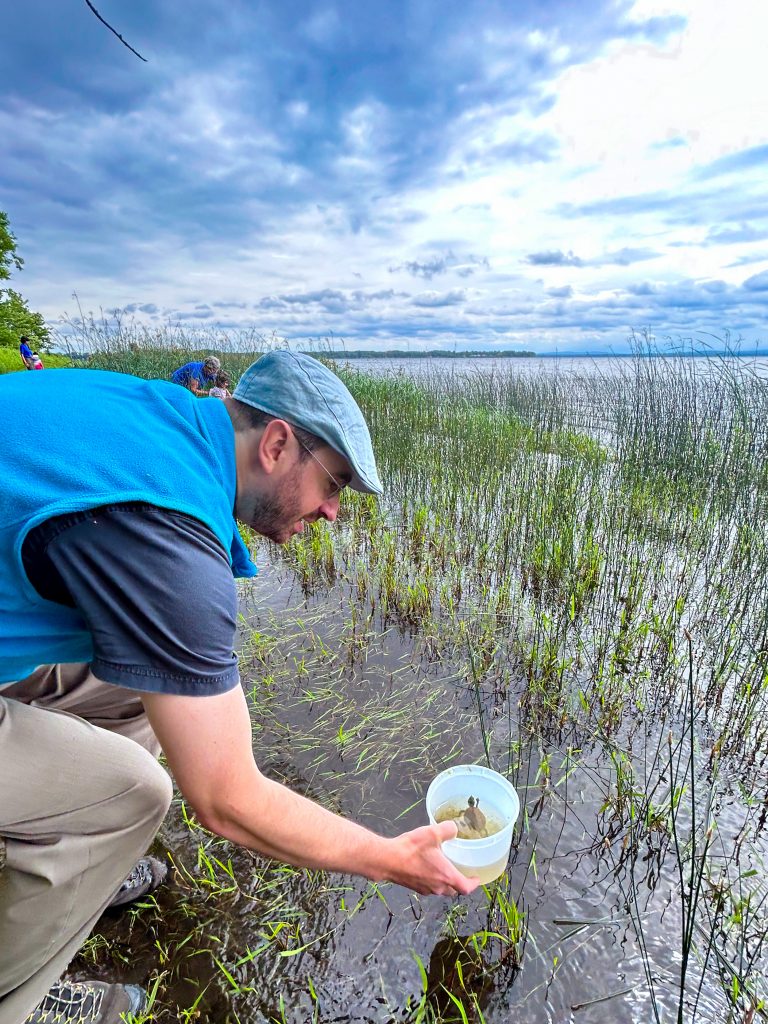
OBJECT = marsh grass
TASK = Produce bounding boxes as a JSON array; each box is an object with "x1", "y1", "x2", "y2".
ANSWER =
[
  {"x1": 304, "y1": 347, "x2": 768, "y2": 1019},
  {"x1": 55, "y1": 307, "x2": 269, "y2": 381},
  {"x1": 70, "y1": 331, "x2": 768, "y2": 1021}
]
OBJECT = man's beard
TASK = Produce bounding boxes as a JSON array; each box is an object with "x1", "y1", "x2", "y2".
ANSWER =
[{"x1": 246, "y1": 475, "x2": 302, "y2": 543}]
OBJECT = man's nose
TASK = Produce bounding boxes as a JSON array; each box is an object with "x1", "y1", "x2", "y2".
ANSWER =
[{"x1": 318, "y1": 496, "x2": 340, "y2": 522}]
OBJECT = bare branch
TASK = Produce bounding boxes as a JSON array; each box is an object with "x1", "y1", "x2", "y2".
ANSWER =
[{"x1": 84, "y1": 1, "x2": 148, "y2": 62}]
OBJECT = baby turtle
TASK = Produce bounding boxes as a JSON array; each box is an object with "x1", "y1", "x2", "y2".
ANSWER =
[{"x1": 463, "y1": 795, "x2": 486, "y2": 832}]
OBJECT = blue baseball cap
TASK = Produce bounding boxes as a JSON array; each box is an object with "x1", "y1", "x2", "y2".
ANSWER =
[{"x1": 233, "y1": 350, "x2": 383, "y2": 495}]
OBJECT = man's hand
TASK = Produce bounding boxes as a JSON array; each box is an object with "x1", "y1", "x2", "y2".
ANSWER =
[{"x1": 382, "y1": 820, "x2": 480, "y2": 895}]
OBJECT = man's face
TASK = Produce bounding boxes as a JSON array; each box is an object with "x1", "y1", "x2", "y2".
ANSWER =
[{"x1": 236, "y1": 434, "x2": 352, "y2": 544}]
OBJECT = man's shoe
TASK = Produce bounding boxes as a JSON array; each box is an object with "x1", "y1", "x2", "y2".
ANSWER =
[
  {"x1": 24, "y1": 979, "x2": 146, "y2": 1023},
  {"x1": 108, "y1": 855, "x2": 168, "y2": 909}
]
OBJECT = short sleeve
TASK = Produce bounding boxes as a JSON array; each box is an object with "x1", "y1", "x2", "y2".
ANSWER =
[{"x1": 43, "y1": 505, "x2": 241, "y2": 696}]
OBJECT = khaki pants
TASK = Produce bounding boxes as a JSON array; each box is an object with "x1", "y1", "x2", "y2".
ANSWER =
[{"x1": 0, "y1": 666, "x2": 173, "y2": 1024}]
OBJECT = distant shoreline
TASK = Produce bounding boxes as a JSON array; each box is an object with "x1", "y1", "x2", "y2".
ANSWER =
[
  {"x1": 318, "y1": 349, "x2": 536, "y2": 359},
  {"x1": 319, "y1": 349, "x2": 768, "y2": 360}
]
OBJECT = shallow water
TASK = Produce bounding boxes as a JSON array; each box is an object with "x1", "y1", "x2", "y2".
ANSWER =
[{"x1": 71, "y1": 547, "x2": 767, "y2": 1022}]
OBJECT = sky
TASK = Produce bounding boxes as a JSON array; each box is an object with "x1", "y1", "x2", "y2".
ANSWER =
[{"x1": 1, "y1": 0, "x2": 767, "y2": 353}]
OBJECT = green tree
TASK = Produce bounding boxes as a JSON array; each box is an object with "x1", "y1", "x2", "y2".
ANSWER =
[
  {"x1": 0, "y1": 210, "x2": 49, "y2": 350},
  {"x1": 0, "y1": 290, "x2": 50, "y2": 349},
  {"x1": 0, "y1": 211, "x2": 23, "y2": 281}
]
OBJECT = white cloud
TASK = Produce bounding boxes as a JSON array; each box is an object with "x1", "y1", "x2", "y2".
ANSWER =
[
  {"x1": 544, "y1": 0, "x2": 768, "y2": 178},
  {"x1": 6, "y1": 0, "x2": 767, "y2": 352}
]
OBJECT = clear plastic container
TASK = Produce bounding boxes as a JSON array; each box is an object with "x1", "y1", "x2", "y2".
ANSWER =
[{"x1": 426, "y1": 764, "x2": 520, "y2": 884}]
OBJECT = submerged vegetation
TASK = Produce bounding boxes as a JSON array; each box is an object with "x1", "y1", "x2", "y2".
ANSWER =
[{"x1": 46, "y1": 324, "x2": 768, "y2": 1022}]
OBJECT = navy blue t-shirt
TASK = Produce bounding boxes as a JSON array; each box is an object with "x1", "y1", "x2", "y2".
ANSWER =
[{"x1": 21, "y1": 503, "x2": 241, "y2": 696}]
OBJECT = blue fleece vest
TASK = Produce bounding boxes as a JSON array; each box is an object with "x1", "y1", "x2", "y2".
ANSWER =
[{"x1": 0, "y1": 368, "x2": 257, "y2": 685}]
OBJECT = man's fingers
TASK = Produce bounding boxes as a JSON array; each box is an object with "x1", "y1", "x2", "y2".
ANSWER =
[
  {"x1": 453, "y1": 873, "x2": 481, "y2": 895},
  {"x1": 428, "y1": 876, "x2": 480, "y2": 897},
  {"x1": 439, "y1": 874, "x2": 480, "y2": 896},
  {"x1": 431, "y1": 820, "x2": 481, "y2": 894},
  {"x1": 434, "y1": 819, "x2": 459, "y2": 842}
]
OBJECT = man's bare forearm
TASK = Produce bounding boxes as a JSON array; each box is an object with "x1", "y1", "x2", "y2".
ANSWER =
[
  {"x1": 200, "y1": 770, "x2": 391, "y2": 878},
  {"x1": 200, "y1": 770, "x2": 474, "y2": 895}
]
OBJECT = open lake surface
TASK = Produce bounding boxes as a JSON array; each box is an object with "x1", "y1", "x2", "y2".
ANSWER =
[
  {"x1": 339, "y1": 352, "x2": 768, "y2": 380},
  {"x1": 73, "y1": 353, "x2": 768, "y2": 1023}
]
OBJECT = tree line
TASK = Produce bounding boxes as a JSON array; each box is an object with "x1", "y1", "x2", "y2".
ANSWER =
[{"x1": 0, "y1": 211, "x2": 49, "y2": 351}]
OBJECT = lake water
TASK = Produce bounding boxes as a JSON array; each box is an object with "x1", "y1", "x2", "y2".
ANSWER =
[{"x1": 337, "y1": 353, "x2": 768, "y2": 380}]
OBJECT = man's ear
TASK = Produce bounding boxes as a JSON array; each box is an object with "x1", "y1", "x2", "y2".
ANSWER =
[{"x1": 257, "y1": 419, "x2": 292, "y2": 475}]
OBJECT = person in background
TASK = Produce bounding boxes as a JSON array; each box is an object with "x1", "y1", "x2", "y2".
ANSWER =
[
  {"x1": 30, "y1": 353, "x2": 44, "y2": 370},
  {"x1": 208, "y1": 369, "x2": 231, "y2": 400},
  {"x1": 0, "y1": 351, "x2": 477, "y2": 1024},
  {"x1": 18, "y1": 337, "x2": 35, "y2": 370},
  {"x1": 169, "y1": 355, "x2": 220, "y2": 395}
]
